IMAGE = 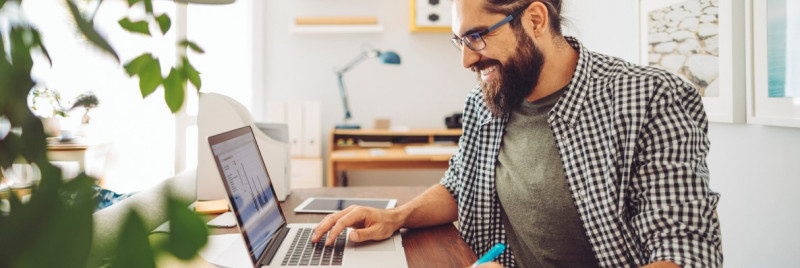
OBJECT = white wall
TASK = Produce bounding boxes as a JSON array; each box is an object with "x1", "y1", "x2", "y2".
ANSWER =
[
  {"x1": 262, "y1": 1, "x2": 800, "y2": 266},
  {"x1": 262, "y1": 0, "x2": 474, "y2": 130},
  {"x1": 262, "y1": 0, "x2": 477, "y2": 186},
  {"x1": 707, "y1": 123, "x2": 800, "y2": 267}
]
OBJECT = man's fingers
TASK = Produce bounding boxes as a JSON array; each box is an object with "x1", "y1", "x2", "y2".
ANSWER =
[
  {"x1": 348, "y1": 225, "x2": 389, "y2": 243},
  {"x1": 312, "y1": 207, "x2": 354, "y2": 242},
  {"x1": 325, "y1": 209, "x2": 366, "y2": 245}
]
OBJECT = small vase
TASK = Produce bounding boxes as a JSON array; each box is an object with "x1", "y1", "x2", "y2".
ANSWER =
[
  {"x1": 81, "y1": 109, "x2": 91, "y2": 124},
  {"x1": 40, "y1": 117, "x2": 61, "y2": 137}
]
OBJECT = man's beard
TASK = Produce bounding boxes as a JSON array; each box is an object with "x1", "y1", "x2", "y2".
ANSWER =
[{"x1": 474, "y1": 28, "x2": 545, "y2": 117}]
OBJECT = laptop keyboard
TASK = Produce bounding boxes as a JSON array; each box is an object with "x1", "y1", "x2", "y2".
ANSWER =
[{"x1": 281, "y1": 228, "x2": 346, "y2": 266}]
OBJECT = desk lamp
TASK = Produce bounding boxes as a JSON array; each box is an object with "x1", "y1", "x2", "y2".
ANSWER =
[{"x1": 334, "y1": 46, "x2": 401, "y2": 129}]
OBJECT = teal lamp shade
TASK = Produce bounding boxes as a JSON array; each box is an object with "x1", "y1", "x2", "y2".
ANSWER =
[{"x1": 379, "y1": 51, "x2": 401, "y2": 65}]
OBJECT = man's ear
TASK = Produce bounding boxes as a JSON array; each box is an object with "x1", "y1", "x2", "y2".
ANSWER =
[{"x1": 524, "y1": 1, "x2": 550, "y2": 36}]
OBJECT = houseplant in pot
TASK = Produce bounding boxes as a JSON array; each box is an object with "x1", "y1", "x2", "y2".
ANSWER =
[
  {"x1": 29, "y1": 87, "x2": 67, "y2": 137},
  {"x1": 69, "y1": 91, "x2": 100, "y2": 125}
]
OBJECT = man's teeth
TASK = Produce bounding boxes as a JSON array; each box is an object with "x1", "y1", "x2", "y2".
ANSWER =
[{"x1": 480, "y1": 66, "x2": 497, "y2": 75}]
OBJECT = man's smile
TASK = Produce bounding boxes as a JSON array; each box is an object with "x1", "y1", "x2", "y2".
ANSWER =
[{"x1": 480, "y1": 65, "x2": 498, "y2": 82}]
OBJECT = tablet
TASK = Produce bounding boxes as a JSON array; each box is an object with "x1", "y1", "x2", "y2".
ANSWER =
[{"x1": 294, "y1": 197, "x2": 397, "y2": 214}]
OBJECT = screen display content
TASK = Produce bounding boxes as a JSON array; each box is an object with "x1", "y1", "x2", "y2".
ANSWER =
[{"x1": 210, "y1": 132, "x2": 283, "y2": 260}]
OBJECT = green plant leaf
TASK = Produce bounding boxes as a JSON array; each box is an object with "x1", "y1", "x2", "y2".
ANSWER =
[
  {"x1": 65, "y1": 0, "x2": 119, "y2": 62},
  {"x1": 0, "y1": 27, "x2": 5, "y2": 53},
  {"x1": 0, "y1": 0, "x2": 7, "y2": 9},
  {"x1": 3, "y1": 164, "x2": 95, "y2": 268},
  {"x1": 9, "y1": 27, "x2": 34, "y2": 73},
  {"x1": 0, "y1": 132, "x2": 22, "y2": 168},
  {"x1": 179, "y1": 40, "x2": 205, "y2": 54},
  {"x1": 118, "y1": 18, "x2": 150, "y2": 36},
  {"x1": 126, "y1": 0, "x2": 142, "y2": 6},
  {"x1": 166, "y1": 196, "x2": 208, "y2": 260},
  {"x1": 143, "y1": 0, "x2": 153, "y2": 14},
  {"x1": 181, "y1": 57, "x2": 201, "y2": 90},
  {"x1": 21, "y1": 117, "x2": 48, "y2": 163},
  {"x1": 111, "y1": 211, "x2": 156, "y2": 268},
  {"x1": 138, "y1": 58, "x2": 162, "y2": 98},
  {"x1": 155, "y1": 14, "x2": 171, "y2": 35},
  {"x1": 163, "y1": 68, "x2": 184, "y2": 113},
  {"x1": 123, "y1": 53, "x2": 154, "y2": 76},
  {"x1": 47, "y1": 173, "x2": 96, "y2": 267}
]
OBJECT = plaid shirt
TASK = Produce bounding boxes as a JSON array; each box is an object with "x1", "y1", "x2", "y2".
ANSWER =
[{"x1": 440, "y1": 37, "x2": 722, "y2": 267}]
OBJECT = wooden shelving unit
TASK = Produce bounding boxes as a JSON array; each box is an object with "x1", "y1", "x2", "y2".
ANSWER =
[{"x1": 327, "y1": 128, "x2": 462, "y2": 186}]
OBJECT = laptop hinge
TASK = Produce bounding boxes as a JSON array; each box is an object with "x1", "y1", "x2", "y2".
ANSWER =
[{"x1": 260, "y1": 226, "x2": 291, "y2": 266}]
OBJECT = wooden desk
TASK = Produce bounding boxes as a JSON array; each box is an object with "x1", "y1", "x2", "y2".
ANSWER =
[
  {"x1": 47, "y1": 142, "x2": 90, "y2": 171},
  {"x1": 328, "y1": 129, "x2": 461, "y2": 186},
  {"x1": 46, "y1": 140, "x2": 108, "y2": 172},
  {"x1": 211, "y1": 186, "x2": 477, "y2": 267}
]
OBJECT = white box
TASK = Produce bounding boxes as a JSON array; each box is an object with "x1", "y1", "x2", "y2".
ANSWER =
[
  {"x1": 286, "y1": 101, "x2": 305, "y2": 156},
  {"x1": 303, "y1": 101, "x2": 321, "y2": 157}
]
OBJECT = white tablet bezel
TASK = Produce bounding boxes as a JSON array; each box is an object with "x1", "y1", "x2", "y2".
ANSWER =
[{"x1": 294, "y1": 197, "x2": 397, "y2": 214}]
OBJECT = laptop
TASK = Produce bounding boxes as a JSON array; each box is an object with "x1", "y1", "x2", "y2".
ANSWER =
[{"x1": 208, "y1": 126, "x2": 408, "y2": 267}]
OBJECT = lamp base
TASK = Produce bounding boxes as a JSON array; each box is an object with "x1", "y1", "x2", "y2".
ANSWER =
[{"x1": 335, "y1": 124, "x2": 361, "y2": 129}]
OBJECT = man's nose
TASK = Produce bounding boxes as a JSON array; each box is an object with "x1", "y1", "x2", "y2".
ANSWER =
[{"x1": 461, "y1": 47, "x2": 480, "y2": 69}]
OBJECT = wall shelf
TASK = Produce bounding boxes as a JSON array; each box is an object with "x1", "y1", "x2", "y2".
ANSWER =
[{"x1": 290, "y1": 24, "x2": 384, "y2": 34}]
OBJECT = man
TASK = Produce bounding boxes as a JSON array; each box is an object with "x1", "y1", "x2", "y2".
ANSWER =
[{"x1": 312, "y1": 0, "x2": 723, "y2": 267}]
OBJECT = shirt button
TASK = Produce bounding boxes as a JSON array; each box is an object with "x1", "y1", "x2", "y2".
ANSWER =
[{"x1": 578, "y1": 189, "x2": 586, "y2": 200}]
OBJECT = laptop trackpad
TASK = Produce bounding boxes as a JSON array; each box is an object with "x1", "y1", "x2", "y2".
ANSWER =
[{"x1": 353, "y1": 236, "x2": 397, "y2": 252}]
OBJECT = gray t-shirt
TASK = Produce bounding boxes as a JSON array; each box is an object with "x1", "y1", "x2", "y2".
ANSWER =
[{"x1": 495, "y1": 87, "x2": 598, "y2": 268}]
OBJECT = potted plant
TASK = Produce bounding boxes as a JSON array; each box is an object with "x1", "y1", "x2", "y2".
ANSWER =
[
  {"x1": 29, "y1": 87, "x2": 68, "y2": 137},
  {"x1": 69, "y1": 91, "x2": 100, "y2": 125}
]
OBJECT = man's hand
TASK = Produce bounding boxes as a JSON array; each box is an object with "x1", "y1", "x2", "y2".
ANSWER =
[
  {"x1": 311, "y1": 205, "x2": 404, "y2": 246},
  {"x1": 312, "y1": 184, "x2": 458, "y2": 246},
  {"x1": 642, "y1": 261, "x2": 681, "y2": 268},
  {"x1": 471, "y1": 261, "x2": 503, "y2": 268}
]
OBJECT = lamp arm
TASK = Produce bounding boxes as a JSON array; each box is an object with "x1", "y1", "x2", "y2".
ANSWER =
[
  {"x1": 337, "y1": 73, "x2": 352, "y2": 121},
  {"x1": 335, "y1": 51, "x2": 370, "y2": 74},
  {"x1": 334, "y1": 50, "x2": 374, "y2": 123}
]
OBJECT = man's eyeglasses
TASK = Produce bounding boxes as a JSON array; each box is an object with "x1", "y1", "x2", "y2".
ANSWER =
[{"x1": 451, "y1": 7, "x2": 526, "y2": 52}]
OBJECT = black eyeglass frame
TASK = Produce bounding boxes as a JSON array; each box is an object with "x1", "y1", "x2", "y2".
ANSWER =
[{"x1": 451, "y1": 6, "x2": 527, "y2": 52}]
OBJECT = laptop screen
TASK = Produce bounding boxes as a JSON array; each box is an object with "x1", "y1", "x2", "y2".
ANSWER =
[{"x1": 209, "y1": 126, "x2": 286, "y2": 262}]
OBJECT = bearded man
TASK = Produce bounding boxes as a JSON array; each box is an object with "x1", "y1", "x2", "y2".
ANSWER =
[{"x1": 312, "y1": 0, "x2": 723, "y2": 267}]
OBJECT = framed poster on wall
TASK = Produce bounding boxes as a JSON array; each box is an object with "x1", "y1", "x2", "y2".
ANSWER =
[
  {"x1": 746, "y1": 0, "x2": 800, "y2": 128},
  {"x1": 410, "y1": 0, "x2": 452, "y2": 32},
  {"x1": 640, "y1": 0, "x2": 746, "y2": 123}
]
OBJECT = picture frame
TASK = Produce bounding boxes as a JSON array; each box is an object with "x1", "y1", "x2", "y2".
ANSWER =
[
  {"x1": 745, "y1": 0, "x2": 800, "y2": 128},
  {"x1": 410, "y1": 0, "x2": 452, "y2": 32},
  {"x1": 639, "y1": 0, "x2": 746, "y2": 123}
]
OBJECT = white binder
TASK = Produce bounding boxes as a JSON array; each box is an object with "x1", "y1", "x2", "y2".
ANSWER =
[
  {"x1": 303, "y1": 101, "x2": 321, "y2": 157},
  {"x1": 286, "y1": 101, "x2": 304, "y2": 156}
]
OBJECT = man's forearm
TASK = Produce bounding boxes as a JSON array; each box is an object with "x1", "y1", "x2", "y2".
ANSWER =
[{"x1": 393, "y1": 184, "x2": 458, "y2": 228}]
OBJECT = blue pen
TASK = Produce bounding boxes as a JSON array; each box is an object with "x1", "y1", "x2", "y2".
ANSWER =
[{"x1": 471, "y1": 243, "x2": 506, "y2": 267}]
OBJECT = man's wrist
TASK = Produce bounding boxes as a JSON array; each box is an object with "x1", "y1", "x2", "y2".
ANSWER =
[{"x1": 389, "y1": 203, "x2": 413, "y2": 229}]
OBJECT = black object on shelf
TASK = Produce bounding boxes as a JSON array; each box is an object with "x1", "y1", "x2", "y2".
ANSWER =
[{"x1": 445, "y1": 113, "x2": 462, "y2": 129}]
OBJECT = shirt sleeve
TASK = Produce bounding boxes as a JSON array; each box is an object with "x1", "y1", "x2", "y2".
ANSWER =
[
  {"x1": 440, "y1": 86, "x2": 482, "y2": 201},
  {"x1": 630, "y1": 78, "x2": 723, "y2": 267},
  {"x1": 440, "y1": 144, "x2": 463, "y2": 199}
]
